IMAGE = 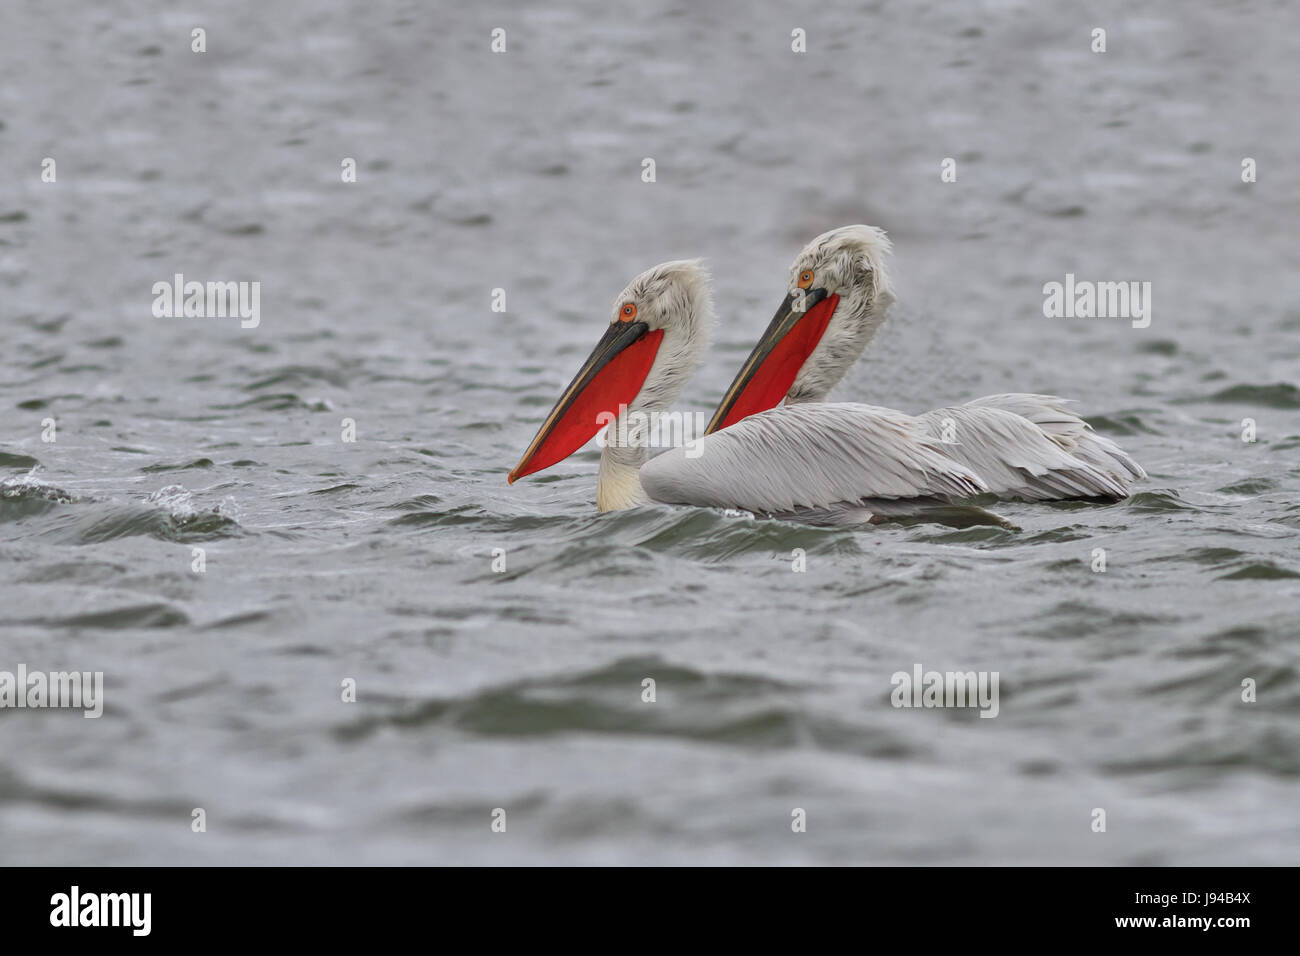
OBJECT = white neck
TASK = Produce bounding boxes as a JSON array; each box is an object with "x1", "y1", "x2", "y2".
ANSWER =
[
  {"x1": 590, "y1": 262, "x2": 713, "y2": 511},
  {"x1": 596, "y1": 419, "x2": 650, "y2": 512},
  {"x1": 592, "y1": 330, "x2": 710, "y2": 512},
  {"x1": 787, "y1": 282, "x2": 891, "y2": 403}
]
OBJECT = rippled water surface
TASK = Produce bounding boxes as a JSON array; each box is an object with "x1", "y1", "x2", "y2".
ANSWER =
[{"x1": 2, "y1": 0, "x2": 1299, "y2": 864}]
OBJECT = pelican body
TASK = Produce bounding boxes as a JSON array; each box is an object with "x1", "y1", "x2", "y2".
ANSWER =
[
  {"x1": 683, "y1": 225, "x2": 1145, "y2": 502},
  {"x1": 508, "y1": 260, "x2": 988, "y2": 518},
  {"x1": 509, "y1": 229, "x2": 1144, "y2": 522}
]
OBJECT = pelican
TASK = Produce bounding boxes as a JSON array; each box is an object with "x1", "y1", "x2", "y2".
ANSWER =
[
  {"x1": 692, "y1": 225, "x2": 1146, "y2": 501},
  {"x1": 509, "y1": 260, "x2": 993, "y2": 519}
]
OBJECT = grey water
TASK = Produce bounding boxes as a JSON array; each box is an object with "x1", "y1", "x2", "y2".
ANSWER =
[{"x1": 1, "y1": 0, "x2": 1298, "y2": 865}]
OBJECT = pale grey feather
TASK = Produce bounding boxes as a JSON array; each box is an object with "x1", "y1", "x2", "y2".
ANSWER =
[
  {"x1": 640, "y1": 402, "x2": 987, "y2": 513},
  {"x1": 917, "y1": 395, "x2": 1144, "y2": 500},
  {"x1": 960, "y1": 393, "x2": 1147, "y2": 485},
  {"x1": 767, "y1": 226, "x2": 1146, "y2": 502}
]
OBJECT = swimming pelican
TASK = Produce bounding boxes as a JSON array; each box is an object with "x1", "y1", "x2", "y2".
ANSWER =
[
  {"x1": 509, "y1": 260, "x2": 992, "y2": 518},
  {"x1": 696, "y1": 225, "x2": 1146, "y2": 501}
]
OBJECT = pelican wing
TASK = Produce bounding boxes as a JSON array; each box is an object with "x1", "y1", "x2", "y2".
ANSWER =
[
  {"x1": 917, "y1": 394, "x2": 1145, "y2": 500},
  {"x1": 961, "y1": 393, "x2": 1147, "y2": 485},
  {"x1": 639, "y1": 402, "x2": 987, "y2": 512}
]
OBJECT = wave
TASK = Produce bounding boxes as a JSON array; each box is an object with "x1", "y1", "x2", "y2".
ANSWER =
[
  {"x1": 331, "y1": 656, "x2": 914, "y2": 759},
  {"x1": 0, "y1": 470, "x2": 77, "y2": 521},
  {"x1": 1203, "y1": 383, "x2": 1300, "y2": 409},
  {"x1": 2, "y1": 478, "x2": 242, "y2": 542}
]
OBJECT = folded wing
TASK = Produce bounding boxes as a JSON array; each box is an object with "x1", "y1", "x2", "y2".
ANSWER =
[
  {"x1": 639, "y1": 402, "x2": 987, "y2": 513},
  {"x1": 917, "y1": 394, "x2": 1146, "y2": 500}
]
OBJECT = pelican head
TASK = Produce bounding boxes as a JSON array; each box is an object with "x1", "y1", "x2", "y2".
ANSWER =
[
  {"x1": 706, "y1": 225, "x2": 895, "y2": 434},
  {"x1": 508, "y1": 259, "x2": 712, "y2": 488}
]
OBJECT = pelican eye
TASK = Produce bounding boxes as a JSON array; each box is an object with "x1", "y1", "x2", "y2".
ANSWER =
[
  {"x1": 797, "y1": 269, "x2": 814, "y2": 289},
  {"x1": 618, "y1": 302, "x2": 638, "y2": 322}
]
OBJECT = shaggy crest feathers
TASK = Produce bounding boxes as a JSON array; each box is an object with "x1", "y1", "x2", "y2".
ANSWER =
[
  {"x1": 611, "y1": 259, "x2": 713, "y2": 419},
  {"x1": 785, "y1": 225, "x2": 897, "y2": 403},
  {"x1": 597, "y1": 259, "x2": 714, "y2": 511}
]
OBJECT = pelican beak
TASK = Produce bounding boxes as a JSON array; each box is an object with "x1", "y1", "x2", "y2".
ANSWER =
[
  {"x1": 508, "y1": 320, "x2": 664, "y2": 483},
  {"x1": 704, "y1": 287, "x2": 838, "y2": 434}
]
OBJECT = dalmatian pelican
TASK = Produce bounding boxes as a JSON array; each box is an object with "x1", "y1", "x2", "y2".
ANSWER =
[
  {"x1": 693, "y1": 225, "x2": 1146, "y2": 501},
  {"x1": 508, "y1": 260, "x2": 990, "y2": 519}
]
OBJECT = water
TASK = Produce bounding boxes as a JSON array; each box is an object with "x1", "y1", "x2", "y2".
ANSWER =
[{"x1": 2, "y1": 0, "x2": 1298, "y2": 865}]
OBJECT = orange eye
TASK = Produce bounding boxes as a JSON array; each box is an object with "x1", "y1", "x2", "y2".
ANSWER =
[
  {"x1": 619, "y1": 302, "x2": 637, "y2": 321},
  {"x1": 797, "y1": 270, "x2": 814, "y2": 289}
]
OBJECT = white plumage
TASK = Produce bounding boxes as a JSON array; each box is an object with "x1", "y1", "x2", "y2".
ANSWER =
[
  {"x1": 511, "y1": 229, "x2": 1145, "y2": 521},
  {"x1": 723, "y1": 225, "x2": 1147, "y2": 503},
  {"x1": 918, "y1": 394, "x2": 1145, "y2": 500},
  {"x1": 640, "y1": 402, "x2": 986, "y2": 512}
]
